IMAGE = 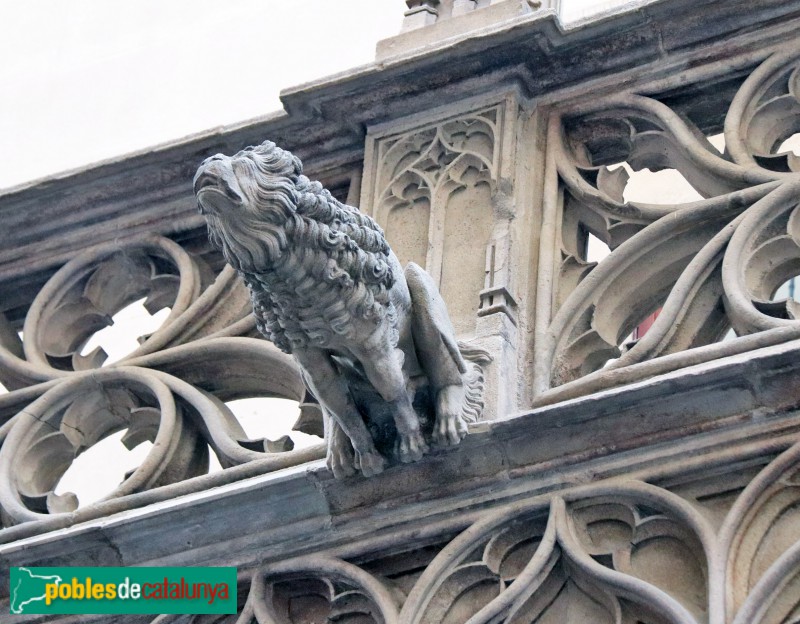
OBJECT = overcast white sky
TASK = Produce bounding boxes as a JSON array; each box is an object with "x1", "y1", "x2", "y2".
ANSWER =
[
  {"x1": 0, "y1": 1, "x2": 407, "y2": 189},
  {"x1": 0, "y1": 0, "x2": 631, "y2": 190}
]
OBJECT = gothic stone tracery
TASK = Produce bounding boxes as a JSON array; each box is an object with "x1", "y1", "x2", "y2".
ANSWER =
[{"x1": 1, "y1": 2, "x2": 800, "y2": 623}]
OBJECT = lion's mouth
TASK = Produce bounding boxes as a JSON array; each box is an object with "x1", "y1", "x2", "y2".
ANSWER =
[{"x1": 194, "y1": 170, "x2": 245, "y2": 215}]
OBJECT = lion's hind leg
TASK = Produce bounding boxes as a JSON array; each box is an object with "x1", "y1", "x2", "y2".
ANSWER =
[{"x1": 404, "y1": 262, "x2": 471, "y2": 448}]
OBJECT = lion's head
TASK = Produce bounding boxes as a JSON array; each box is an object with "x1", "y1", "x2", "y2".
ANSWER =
[
  {"x1": 194, "y1": 141, "x2": 302, "y2": 273},
  {"x1": 194, "y1": 140, "x2": 398, "y2": 352}
]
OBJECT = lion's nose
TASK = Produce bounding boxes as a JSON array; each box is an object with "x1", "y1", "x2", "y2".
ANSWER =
[
  {"x1": 208, "y1": 153, "x2": 227, "y2": 163},
  {"x1": 194, "y1": 158, "x2": 229, "y2": 190},
  {"x1": 199, "y1": 153, "x2": 227, "y2": 170}
]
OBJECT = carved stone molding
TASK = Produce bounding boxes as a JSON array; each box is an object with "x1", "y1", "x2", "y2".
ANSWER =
[{"x1": 121, "y1": 436, "x2": 800, "y2": 623}]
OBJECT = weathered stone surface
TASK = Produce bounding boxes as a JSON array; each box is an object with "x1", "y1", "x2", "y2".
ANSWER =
[{"x1": 2, "y1": 0, "x2": 800, "y2": 621}]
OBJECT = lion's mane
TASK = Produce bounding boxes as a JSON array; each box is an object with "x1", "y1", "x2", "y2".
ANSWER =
[{"x1": 204, "y1": 141, "x2": 397, "y2": 353}]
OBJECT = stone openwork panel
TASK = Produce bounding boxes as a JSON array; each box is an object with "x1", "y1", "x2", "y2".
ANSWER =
[
  {"x1": 0, "y1": 234, "x2": 326, "y2": 528},
  {"x1": 534, "y1": 45, "x2": 800, "y2": 406}
]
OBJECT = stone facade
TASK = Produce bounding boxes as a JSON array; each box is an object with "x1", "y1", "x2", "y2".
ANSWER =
[{"x1": 1, "y1": 0, "x2": 800, "y2": 621}]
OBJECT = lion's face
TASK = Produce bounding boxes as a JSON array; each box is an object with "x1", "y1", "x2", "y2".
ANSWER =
[
  {"x1": 194, "y1": 141, "x2": 303, "y2": 272},
  {"x1": 194, "y1": 153, "x2": 247, "y2": 218}
]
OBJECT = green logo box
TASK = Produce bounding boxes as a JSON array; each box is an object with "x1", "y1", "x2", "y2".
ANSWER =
[{"x1": 9, "y1": 567, "x2": 237, "y2": 615}]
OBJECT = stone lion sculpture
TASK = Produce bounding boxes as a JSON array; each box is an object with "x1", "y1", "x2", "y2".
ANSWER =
[{"x1": 194, "y1": 141, "x2": 489, "y2": 477}]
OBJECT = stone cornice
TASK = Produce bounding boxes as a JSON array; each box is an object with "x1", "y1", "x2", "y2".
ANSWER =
[{"x1": 1, "y1": 337, "x2": 798, "y2": 584}]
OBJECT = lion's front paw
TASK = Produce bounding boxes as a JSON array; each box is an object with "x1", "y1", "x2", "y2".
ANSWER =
[
  {"x1": 327, "y1": 428, "x2": 357, "y2": 479},
  {"x1": 396, "y1": 428, "x2": 429, "y2": 463},
  {"x1": 356, "y1": 450, "x2": 386, "y2": 477},
  {"x1": 327, "y1": 445, "x2": 357, "y2": 479}
]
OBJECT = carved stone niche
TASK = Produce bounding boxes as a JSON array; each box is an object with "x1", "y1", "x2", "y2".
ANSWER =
[{"x1": 361, "y1": 96, "x2": 523, "y2": 417}]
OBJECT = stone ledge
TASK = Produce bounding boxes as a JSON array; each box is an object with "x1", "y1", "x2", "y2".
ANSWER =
[{"x1": 0, "y1": 336, "x2": 798, "y2": 584}]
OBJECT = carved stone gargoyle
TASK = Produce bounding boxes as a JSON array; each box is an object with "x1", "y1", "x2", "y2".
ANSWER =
[{"x1": 194, "y1": 141, "x2": 489, "y2": 477}]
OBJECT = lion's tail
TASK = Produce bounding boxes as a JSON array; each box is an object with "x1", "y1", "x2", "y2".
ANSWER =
[{"x1": 458, "y1": 342, "x2": 492, "y2": 424}]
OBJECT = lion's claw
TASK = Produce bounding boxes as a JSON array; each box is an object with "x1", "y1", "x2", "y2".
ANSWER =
[
  {"x1": 327, "y1": 452, "x2": 357, "y2": 479},
  {"x1": 327, "y1": 445, "x2": 357, "y2": 479},
  {"x1": 433, "y1": 385, "x2": 468, "y2": 447},
  {"x1": 433, "y1": 412, "x2": 468, "y2": 447},
  {"x1": 327, "y1": 423, "x2": 358, "y2": 479},
  {"x1": 357, "y1": 450, "x2": 386, "y2": 476},
  {"x1": 328, "y1": 445, "x2": 385, "y2": 478},
  {"x1": 396, "y1": 428, "x2": 428, "y2": 463}
]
